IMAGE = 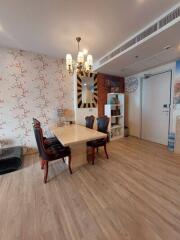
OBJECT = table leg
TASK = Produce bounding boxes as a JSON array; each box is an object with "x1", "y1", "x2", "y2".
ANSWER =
[{"x1": 65, "y1": 142, "x2": 88, "y2": 170}]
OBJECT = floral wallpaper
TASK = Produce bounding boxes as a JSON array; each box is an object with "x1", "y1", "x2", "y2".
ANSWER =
[{"x1": 0, "y1": 48, "x2": 73, "y2": 153}]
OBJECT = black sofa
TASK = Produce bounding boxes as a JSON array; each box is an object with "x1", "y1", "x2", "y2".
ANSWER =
[{"x1": 0, "y1": 147, "x2": 23, "y2": 175}]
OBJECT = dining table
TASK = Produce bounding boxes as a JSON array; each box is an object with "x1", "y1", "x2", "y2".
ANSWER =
[{"x1": 51, "y1": 124, "x2": 107, "y2": 170}]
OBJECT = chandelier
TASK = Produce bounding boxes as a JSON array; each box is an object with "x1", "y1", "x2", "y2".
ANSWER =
[{"x1": 66, "y1": 37, "x2": 93, "y2": 74}]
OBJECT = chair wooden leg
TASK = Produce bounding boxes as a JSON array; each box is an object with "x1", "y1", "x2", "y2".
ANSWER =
[
  {"x1": 97, "y1": 147, "x2": 99, "y2": 153},
  {"x1": 41, "y1": 159, "x2": 45, "y2": 169},
  {"x1": 68, "y1": 154, "x2": 72, "y2": 174},
  {"x1": 44, "y1": 161, "x2": 49, "y2": 184},
  {"x1": 104, "y1": 144, "x2": 109, "y2": 159},
  {"x1": 63, "y1": 157, "x2": 65, "y2": 163},
  {"x1": 92, "y1": 147, "x2": 95, "y2": 165}
]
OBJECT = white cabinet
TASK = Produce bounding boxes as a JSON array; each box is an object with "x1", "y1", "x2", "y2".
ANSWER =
[{"x1": 105, "y1": 93, "x2": 124, "y2": 140}]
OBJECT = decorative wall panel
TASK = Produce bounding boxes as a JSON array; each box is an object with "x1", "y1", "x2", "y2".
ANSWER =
[
  {"x1": 0, "y1": 48, "x2": 73, "y2": 152},
  {"x1": 77, "y1": 73, "x2": 98, "y2": 108}
]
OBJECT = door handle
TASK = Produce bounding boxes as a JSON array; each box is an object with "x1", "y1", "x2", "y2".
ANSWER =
[{"x1": 163, "y1": 104, "x2": 168, "y2": 108}]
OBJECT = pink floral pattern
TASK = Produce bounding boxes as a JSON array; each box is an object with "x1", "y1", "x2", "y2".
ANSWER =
[
  {"x1": 0, "y1": 77, "x2": 6, "y2": 136},
  {"x1": 0, "y1": 48, "x2": 73, "y2": 152}
]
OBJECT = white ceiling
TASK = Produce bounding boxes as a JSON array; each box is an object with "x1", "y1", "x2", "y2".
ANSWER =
[
  {"x1": 96, "y1": 21, "x2": 180, "y2": 76},
  {"x1": 0, "y1": 0, "x2": 179, "y2": 60}
]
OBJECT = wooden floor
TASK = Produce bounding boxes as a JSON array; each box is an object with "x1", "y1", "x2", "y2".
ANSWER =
[{"x1": 0, "y1": 137, "x2": 180, "y2": 240}]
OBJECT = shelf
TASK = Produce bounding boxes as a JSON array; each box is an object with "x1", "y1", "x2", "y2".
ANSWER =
[
  {"x1": 105, "y1": 93, "x2": 124, "y2": 141},
  {"x1": 109, "y1": 104, "x2": 121, "y2": 106},
  {"x1": 111, "y1": 125, "x2": 122, "y2": 129},
  {"x1": 111, "y1": 115, "x2": 123, "y2": 118},
  {"x1": 107, "y1": 104, "x2": 123, "y2": 107}
]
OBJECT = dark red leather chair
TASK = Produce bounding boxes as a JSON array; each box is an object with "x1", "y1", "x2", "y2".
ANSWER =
[
  {"x1": 85, "y1": 115, "x2": 95, "y2": 129},
  {"x1": 87, "y1": 116, "x2": 109, "y2": 164},
  {"x1": 32, "y1": 118, "x2": 61, "y2": 148},
  {"x1": 33, "y1": 125, "x2": 72, "y2": 183}
]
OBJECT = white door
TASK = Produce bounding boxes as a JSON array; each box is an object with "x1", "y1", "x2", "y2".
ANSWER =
[{"x1": 141, "y1": 71, "x2": 171, "y2": 145}]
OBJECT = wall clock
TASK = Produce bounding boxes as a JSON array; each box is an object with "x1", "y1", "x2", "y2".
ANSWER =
[{"x1": 125, "y1": 76, "x2": 138, "y2": 93}]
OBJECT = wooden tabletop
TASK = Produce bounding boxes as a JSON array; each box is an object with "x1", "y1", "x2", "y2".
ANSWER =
[{"x1": 51, "y1": 124, "x2": 107, "y2": 146}]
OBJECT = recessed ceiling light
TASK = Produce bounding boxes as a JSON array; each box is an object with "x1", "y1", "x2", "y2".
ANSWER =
[
  {"x1": 163, "y1": 45, "x2": 171, "y2": 50},
  {"x1": 83, "y1": 49, "x2": 88, "y2": 55}
]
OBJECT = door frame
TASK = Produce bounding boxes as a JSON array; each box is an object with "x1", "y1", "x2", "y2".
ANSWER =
[{"x1": 140, "y1": 70, "x2": 173, "y2": 142}]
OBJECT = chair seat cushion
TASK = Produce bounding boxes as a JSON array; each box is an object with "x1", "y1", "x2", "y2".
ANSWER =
[
  {"x1": 87, "y1": 138, "x2": 106, "y2": 147},
  {"x1": 0, "y1": 147, "x2": 23, "y2": 175},
  {"x1": 44, "y1": 137, "x2": 62, "y2": 148},
  {"x1": 46, "y1": 145, "x2": 71, "y2": 160}
]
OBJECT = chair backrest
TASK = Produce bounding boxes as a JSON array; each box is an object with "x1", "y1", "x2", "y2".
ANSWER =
[
  {"x1": 97, "y1": 116, "x2": 109, "y2": 134},
  {"x1": 33, "y1": 125, "x2": 48, "y2": 159},
  {"x1": 32, "y1": 118, "x2": 41, "y2": 127},
  {"x1": 85, "y1": 115, "x2": 95, "y2": 129}
]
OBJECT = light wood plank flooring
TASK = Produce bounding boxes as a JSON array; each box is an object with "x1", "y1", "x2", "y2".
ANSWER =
[{"x1": 0, "y1": 137, "x2": 180, "y2": 240}]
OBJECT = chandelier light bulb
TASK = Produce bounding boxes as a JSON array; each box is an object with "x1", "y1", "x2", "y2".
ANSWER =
[
  {"x1": 87, "y1": 54, "x2": 93, "y2": 66},
  {"x1": 77, "y1": 51, "x2": 84, "y2": 63},
  {"x1": 66, "y1": 54, "x2": 72, "y2": 64},
  {"x1": 66, "y1": 54, "x2": 73, "y2": 70},
  {"x1": 83, "y1": 49, "x2": 88, "y2": 55}
]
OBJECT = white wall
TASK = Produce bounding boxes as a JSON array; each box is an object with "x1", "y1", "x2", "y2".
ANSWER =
[
  {"x1": 125, "y1": 61, "x2": 177, "y2": 137},
  {"x1": 75, "y1": 108, "x2": 98, "y2": 127}
]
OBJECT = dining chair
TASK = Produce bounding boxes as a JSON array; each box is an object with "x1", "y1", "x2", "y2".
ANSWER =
[
  {"x1": 85, "y1": 115, "x2": 95, "y2": 129},
  {"x1": 33, "y1": 124, "x2": 72, "y2": 183},
  {"x1": 32, "y1": 118, "x2": 61, "y2": 148},
  {"x1": 87, "y1": 116, "x2": 109, "y2": 164}
]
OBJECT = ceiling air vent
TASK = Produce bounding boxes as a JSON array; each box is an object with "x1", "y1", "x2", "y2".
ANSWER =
[
  {"x1": 159, "y1": 6, "x2": 180, "y2": 29},
  {"x1": 136, "y1": 24, "x2": 157, "y2": 42},
  {"x1": 98, "y1": 5, "x2": 180, "y2": 67},
  {"x1": 99, "y1": 23, "x2": 157, "y2": 65}
]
